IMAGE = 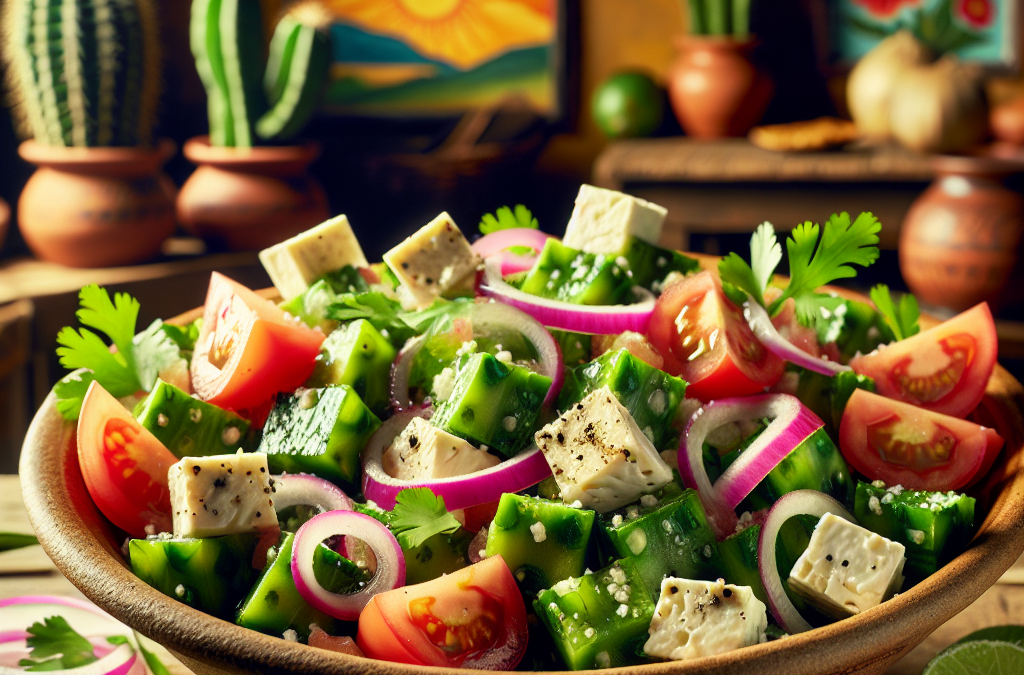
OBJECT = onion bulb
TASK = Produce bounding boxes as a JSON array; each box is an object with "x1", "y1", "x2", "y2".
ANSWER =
[{"x1": 847, "y1": 31, "x2": 930, "y2": 139}]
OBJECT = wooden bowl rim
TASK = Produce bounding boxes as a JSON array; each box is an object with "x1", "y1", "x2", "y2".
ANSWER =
[{"x1": 19, "y1": 266, "x2": 1024, "y2": 675}]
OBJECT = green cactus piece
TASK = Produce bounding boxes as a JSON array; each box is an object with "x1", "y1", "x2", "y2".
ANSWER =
[
  {"x1": 3, "y1": 0, "x2": 161, "y2": 147},
  {"x1": 190, "y1": 0, "x2": 267, "y2": 148},
  {"x1": 256, "y1": 8, "x2": 331, "y2": 141}
]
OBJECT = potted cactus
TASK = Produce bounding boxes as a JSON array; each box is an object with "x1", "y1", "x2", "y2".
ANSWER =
[
  {"x1": 176, "y1": 0, "x2": 333, "y2": 251},
  {"x1": 667, "y1": 0, "x2": 773, "y2": 138},
  {"x1": 2, "y1": 0, "x2": 175, "y2": 267}
]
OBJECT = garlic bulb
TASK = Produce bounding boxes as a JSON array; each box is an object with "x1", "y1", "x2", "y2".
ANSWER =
[
  {"x1": 847, "y1": 31, "x2": 931, "y2": 139},
  {"x1": 888, "y1": 56, "x2": 988, "y2": 154}
]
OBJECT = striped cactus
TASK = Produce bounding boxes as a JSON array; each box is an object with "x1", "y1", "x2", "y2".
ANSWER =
[
  {"x1": 2, "y1": 0, "x2": 161, "y2": 147},
  {"x1": 255, "y1": 2, "x2": 331, "y2": 142}
]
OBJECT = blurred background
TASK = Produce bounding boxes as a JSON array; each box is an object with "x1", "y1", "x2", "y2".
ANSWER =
[{"x1": 2, "y1": 0, "x2": 1024, "y2": 470}]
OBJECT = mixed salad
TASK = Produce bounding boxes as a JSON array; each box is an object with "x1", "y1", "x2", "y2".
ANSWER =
[{"x1": 47, "y1": 185, "x2": 1004, "y2": 671}]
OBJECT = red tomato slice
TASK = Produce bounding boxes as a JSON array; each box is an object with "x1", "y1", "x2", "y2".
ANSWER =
[
  {"x1": 77, "y1": 380, "x2": 178, "y2": 537},
  {"x1": 357, "y1": 555, "x2": 527, "y2": 669},
  {"x1": 647, "y1": 270, "x2": 784, "y2": 400},
  {"x1": 850, "y1": 303, "x2": 997, "y2": 418},
  {"x1": 191, "y1": 273, "x2": 325, "y2": 411},
  {"x1": 838, "y1": 389, "x2": 1004, "y2": 491}
]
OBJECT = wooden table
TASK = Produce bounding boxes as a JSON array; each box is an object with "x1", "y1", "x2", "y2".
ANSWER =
[{"x1": 0, "y1": 475, "x2": 1021, "y2": 673}]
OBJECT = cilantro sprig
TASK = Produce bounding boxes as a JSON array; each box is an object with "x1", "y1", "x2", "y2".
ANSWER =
[
  {"x1": 327, "y1": 292, "x2": 468, "y2": 349},
  {"x1": 479, "y1": 205, "x2": 539, "y2": 235},
  {"x1": 18, "y1": 616, "x2": 101, "y2": 671},
  {"x1": 870, "y1": 284, "x2": 920, "y2": 342},
  {"x1": 389, "y1": 488, "x2": 462, "y2": 550},
  {"x1": 719, "y1": 213, "x2": 881, "y2": 331},
  {"x1": 54, "y1": 286, "x2": 183, "y2": 420}
]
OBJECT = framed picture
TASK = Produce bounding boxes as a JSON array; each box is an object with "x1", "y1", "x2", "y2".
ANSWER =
[
  {"x1": 305, "y1": 0, "x2": 571, "y2": 123},
  {"x1": 821, "y1": 0, "x2": 1021, "y2": 72}
]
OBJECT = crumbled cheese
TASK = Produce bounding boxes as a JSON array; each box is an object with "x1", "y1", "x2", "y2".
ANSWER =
[
  {"x1": 282, "y1": 629, "x2": 299, "y2": 642},
  {"x1": 174, "y1": 584, "x2": 186, "y2": 598},
  {"x1": 595, "y1": 652, "x2": 611, "y2": 669},
  {"x1": 868, "y1": 496, "x2": 883, "y2": 516},
  {"x1": 626, "y1": 506, "x2": 640, "y2": 520},
  {"x1": 431, "y1": 367, "x2": 457, "y2": 403},
  {"x1": 455, "y1": 340, "x2": 478, "y2": 358},
  {"x1": 530, "y1": 521, "x2": 548, "y2": 543},
  {"x1": 569, "y1": 500, "x2": 583, "y2": 509},
  {"x1": 907, "y1": 529, "x2": 926, "y2": 545},
  {"x1": 157, "y1": 414, "x2": 169, "y2": 427},
  {"x1": 611, "y1": 514, "x2": 624, "y2": 528},
  {"x1": 502, "y1": 415, "x2": 518, "y2": 432},
  {"x1": 495, "y1": 350, "x2": 513, "y2": 364},
  {"x1": 615, "y1": 604, "x2": 629, "y2": 618},
  {"x1": 640, "y1": 494, "x2": 658, "y2": 508}
]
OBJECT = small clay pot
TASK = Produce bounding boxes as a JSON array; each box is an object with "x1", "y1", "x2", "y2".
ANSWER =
[
  {"x1": 17, "y1": 140, "x2": 177, "y2": 268},
  {"x1": 899, "y1": 154, "x2": 1024, "y2": 312},
  {"x1": 667, "y1": 36, "x2": 774, "y2": 139},
  {"x1": 177, "y1": 137, "x2": 329, "y2": 251},
  {"x1": 991, "y1": 95, "x2": 1024, "y2": 145}
]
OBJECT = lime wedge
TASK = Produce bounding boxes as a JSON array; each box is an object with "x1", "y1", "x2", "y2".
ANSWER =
[
  {"x1": 923, "y1": 640, "x2": 1024, "y2": 675},
  {"x1": 953, "y1": 626, "x2": 1024, "y2": 648}
]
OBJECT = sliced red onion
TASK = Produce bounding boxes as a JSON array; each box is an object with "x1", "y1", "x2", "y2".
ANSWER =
[
  {"x1": 472, "y1": 228, "x2": 552, "y2": 258},
  {"x1": 679, "y1": 394, "x2": 825, "y2": 538},
  {"x1": 389, "y1": 301, "x2": 564, "y2": 409},
  {"x1": 292, "y1": 510, "x2": 405, "y2": 621},
  {"x1": 493, "y1": 250, "x2": 539, "y2": 276},
  {"x1": 757, "y1": 490, "x2": 854, "y2": 633},
  {"x1": 479, "y1": 258, "x2": 655, "y2": 335},
  {"x1": 744, "y1": 300, "x2": 851, "y2": 377},
  {"x1": 272, "y1": 473, "x2": 354, "y2": 514},
  {"x1": 362, "y1": 409, "x2": 552, "y2": 511}
]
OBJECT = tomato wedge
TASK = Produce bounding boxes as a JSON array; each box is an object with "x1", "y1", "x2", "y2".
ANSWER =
[
  {"x1": 357, "y1": 555, "x2": 527, "y2": 669},
  {"x1": 647, "y1": 270, "x2": 784, "y2": 400},
  {"x1": 838, "y1": 389, "x2": 1004, "y2": 491},
  {"x1": 77, "y1": 380, "x2": 178, "y2": 536},
  {"x1": 850, "y1": 303, "x2": 997, "y2": 418},
  {"x1": 191, "y1": 273, "x2": 325, "y2": 411}
]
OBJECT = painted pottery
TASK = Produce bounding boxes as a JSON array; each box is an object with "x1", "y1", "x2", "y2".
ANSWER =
[
  {"x1": 667, "y1": 37, "x2": 773, "y2": 139},
  {"x1": 899, "y1": 155, "x2": 1024, "y2": 312},
  {"x1": 17, "y1": 140, "x2": 176, "y2": 268},
  {"x1": 177, "y1": 137, "x2": 329, "y2": 252},
  {"x1": 18, "y1": 256, "x2": 1024, "y2": 675}
]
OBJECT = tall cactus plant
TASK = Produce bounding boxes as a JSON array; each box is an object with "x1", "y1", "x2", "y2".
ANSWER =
[
  {"x1": 191, "y1": 0, "x2": 332, "y2": 148},
  {"x1": 2, "y1": 0, "x2": 161, "y2": 147}
]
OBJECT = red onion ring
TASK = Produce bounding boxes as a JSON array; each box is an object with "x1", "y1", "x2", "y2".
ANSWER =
[
  {"x1": 291, "y1": 510, "x2": 405, "y2": 621},
  {"x1": 493, "y1": 250, "x2": 539, "y2": 276},
  {"x1": 272, "y1": 473, "x2": 354, "y2": 513},
  {"x1": 744, "y1": 300, "x2": 851, "y2": 377},
  {"x1": 679, "y1": 394, "x2": 825, "y2": 538},
  {"x1": 757, "y1": 490, "x2": 854, "y2": 633},
  {"x1": 479, "y1": 258, "x2": 656, "y2": 335},
  {"x1": 362, "y1": 409, "x2": 552, "y2": 511},
  {"x1": 471, "y1": 228, "x2": 552, "y2": 258}
]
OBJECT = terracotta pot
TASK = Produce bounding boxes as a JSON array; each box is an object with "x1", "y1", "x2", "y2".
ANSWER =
[
  {"x1": 667, "y1": 36, "x2": 773, "y2": 139},
  {"x1": 0, "y1": 197, "x2": 9, "y2": 252},
  {"x1": 991, "y1": 95, "x2": 1024, "y2": 146},
  {"x1": 899, "y1": 155, "x2": 1024, "y2": 312},
  {"x1": 17, "y1": 140, "x2": 177, "y2": 268},
  {"x1": 177, "y1": 137, "x2": 330, "y2": 251}
]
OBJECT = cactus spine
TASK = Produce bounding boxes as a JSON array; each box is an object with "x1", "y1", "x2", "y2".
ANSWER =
[{"x1": 3, "y1": 0, "x2": 161, "y2": 147}]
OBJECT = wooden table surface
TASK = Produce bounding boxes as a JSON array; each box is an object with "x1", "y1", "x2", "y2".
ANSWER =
[{"x1": 1, "y1": 474, "x2": 1022, "y2": 674}]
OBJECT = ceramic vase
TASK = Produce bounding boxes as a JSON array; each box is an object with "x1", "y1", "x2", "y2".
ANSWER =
[
  {"x1": 899, "y1": 156, "x2": 1024, "y2": 312},
  {"x1": 667, "y1": 36, "x2": 773, "y2": 139},
  {"x1": 17, "y1": 140, "x2": 177, "y2": 268},
  {"x1": 177, "y1": 137, "x2": 329, "y2": 252}
]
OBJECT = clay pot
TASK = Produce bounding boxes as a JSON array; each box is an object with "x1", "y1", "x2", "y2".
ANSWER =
[
  {"x1": 667, "y1": 36, "x2": 773, "y2": 139},
  {"x1": 991, "y1": 95, "x2": 1024, "y2": 145},
  {"x1": 0, "y1": 197, "x2": 9, "y2": 252},
  {"x1": 17, "y1": 140, "x2": 177, "y2": 268},
  {"x1": 899, "y1": 155, "x2": 1024, "y2": 312},
  {"x1": 177, "y1": 137, "x2": 329, "y2": 251}
]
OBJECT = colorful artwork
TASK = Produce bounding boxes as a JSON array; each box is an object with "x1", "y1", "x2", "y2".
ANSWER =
[
  {"x1": 831, "y1": 0, "x2": 1018, "y2": 67},
  {"x1": 321, "y1": 0, "x2": 560, "y2": 117}
]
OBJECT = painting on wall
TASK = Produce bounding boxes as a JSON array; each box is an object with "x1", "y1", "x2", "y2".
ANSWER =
[
  {"x1": 318, "y1": 0, "x2": 565, "y2": 119},
  {"x1": 829, "y1": 0, "x2": 1020, "y2": 69}
]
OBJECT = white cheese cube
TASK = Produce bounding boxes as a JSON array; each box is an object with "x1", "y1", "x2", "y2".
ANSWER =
[
  {"x1": 562, "y1": 185, "x2": 667, "y2": 255},
  {"x1": 645, "y1": 578, "x2": 767, "y2": 661},
  {"x1": 534, "y1": 385, "x2": 672, "y2": 512},
  {"x1": 383, "y1": 212, "x2": 481, "y2": 310},
  {"x1": 788, "y1": 513, "x2": 906, "y2": 619},
  {"x1": 382, "y1": 417, "x2": 499, "y2": 480},
  {"x1": 259, "y1": 215, "x2": 369, "y2": 301},
  {"x1": 168, "y1": 452, "x2": 279, "y2": 538}
]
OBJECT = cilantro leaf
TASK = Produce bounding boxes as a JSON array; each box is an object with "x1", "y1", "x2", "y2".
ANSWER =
[
  {"x1": 18, "y1": 616, "x2": 97, "y2": 671},
  {"x1": 53, "y1": 371, "x2": 96, "y2": 420},
  {"x1": 719, "y1": 222, "x2": 782, "y2": 308},
  {"x1": 389, "y1": 488, "x2": 462, "y2": 550},
  {"x1": 160, "y1": 318, "x2": 203, "y2": 353},
  {"x1": 133, "y1": 320, "x2": 184, "y2": 393},
  {"x1": 794, "y1": 293, "x2": 849, "y2": 345},
  {"x1": 479, "y1": 204, "x2": 539, "y2": 235},
  {"x1": 870, "y1": 284, "x2": 920, "y2": 342},
  {"x1": 768, "y1": 212, "x2": 881, "y2": 316},
  {"x1": 327, "y1": 292, "x2": 417, "y2": 347}
]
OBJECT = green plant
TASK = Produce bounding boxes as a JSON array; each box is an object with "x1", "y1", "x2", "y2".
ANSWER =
[
  {"x1": 191, "y1": 0, "x2": 333, "y2": 148},
  {"x1": 2, "y1": 0, "x2": 161, "y2": 147},
  {"x1": 685, "y1": 0, "x2": 752, "y2": 37}
]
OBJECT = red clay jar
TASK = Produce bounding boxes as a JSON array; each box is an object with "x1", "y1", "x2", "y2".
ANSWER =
[
  {"x1": 177, "y1": 137, "x2": 329, "y2": 251},
  {"x1": 17, "y1": 140, "x2": 176, "y2": 268},
  {"x1": 899, "y1": 155, "x2": 1024, "y2": 312},
  {"x1": 667, "y1": 36, "x2": 774, "y2": 139}
]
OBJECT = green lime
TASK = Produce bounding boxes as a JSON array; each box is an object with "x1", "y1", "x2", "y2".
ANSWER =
[
  {"x1": 953, "y1": 626, "x2": 1024, "y2": 648},
  {"x1": 591, "y1": 72, "x2": 664, "y2": 139},
  {"x1": 922, "y1": 640, "x2": 1024, "y2": 675}
]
